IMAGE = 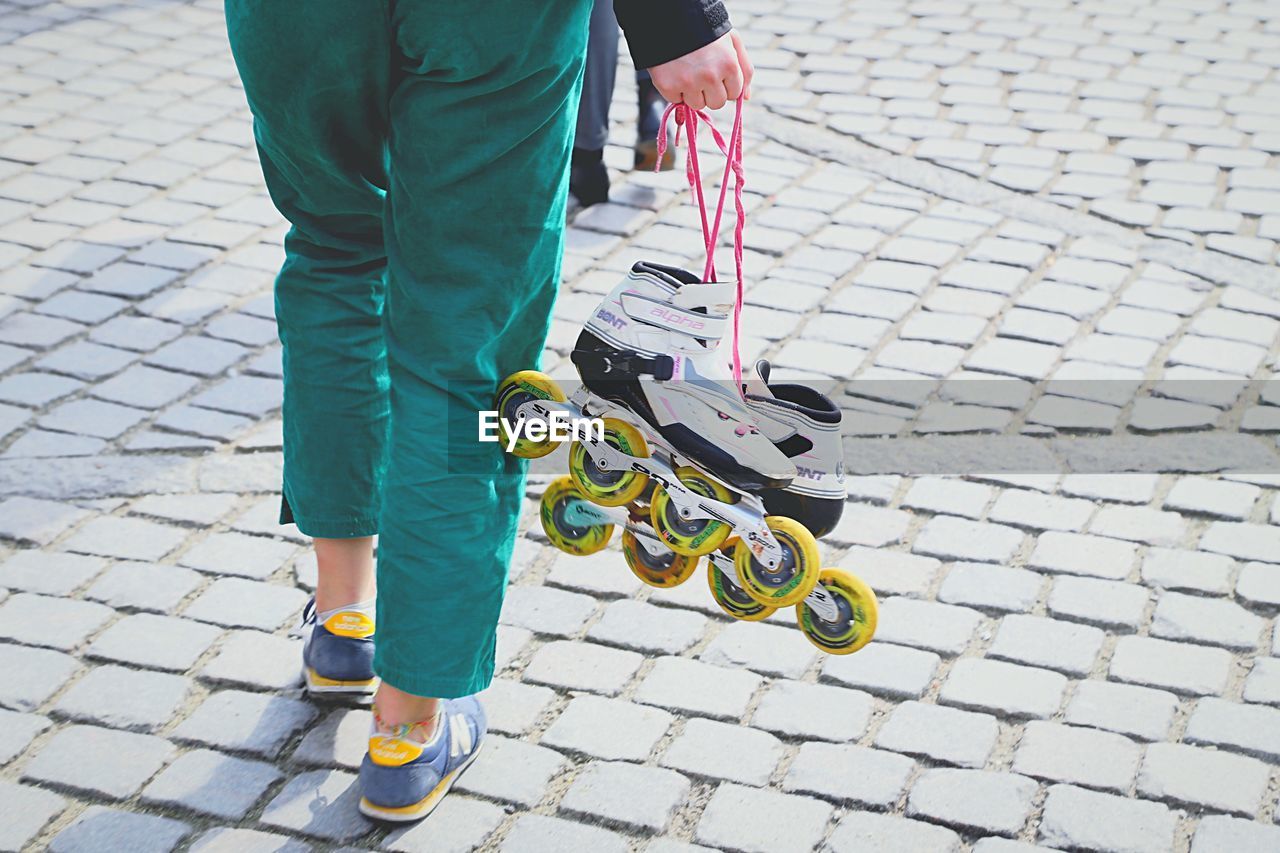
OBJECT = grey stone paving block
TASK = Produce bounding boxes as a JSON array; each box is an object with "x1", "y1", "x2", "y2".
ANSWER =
[
  {"x1": 1191, "y1": 815, "x2": 1280, "y2": 853},
  {"x1": 2, "y1": 429, "x2": 107, "y2": 459},
  {"x1": 0, "y1": 549, "x2": 104, "y2": 594},
  {"x1": 53, "y1": 664, "x2": 190, "y2": 733},
  {"x1": 23, "y1": 724, "x2": 175, "y2": 800},
  {"x1": 292, "y1": 708, "x2": 370, "y2": 771},
  {"x1": 1109, "y1": 635, "x2": 1232, "y2": 696},
  {"x1": 988, "y1": 489, "x2": 1095, "y2": 532},
  {"x1": 827, "y1": 811, "x2": 962, "y2": 853},
  {"x1": 495, "y1": 625, "x2": 532, "y2": 672},
  {"x1": 0, "y1": 313, "x2": 84, "y2": 348},
  {"x1": 988, "y1": 614, "x2": 1104, "y2": 676},
  {"x1": 940, "y1": 658, "x2": 1067, "y2": 719},
  {"x1": 913, "y1": 515, "x2": 1024, "y2": 562},
  {"x1": 501, "y1": 814, "x2": 627, "y2": 853},
  {"x1": 661, "y1": 717, "x2": 783, "y2": 786},
  {"x1": 189, "y1": 827, "x2": 312, "y2": 853},
  {"x1": 540, "y1": 694, "x2": 672, "y2": 761},
  {"x1": 191, "y1": 375, "x2": 282, "y2": 416},
  {"x1": 0, "y1": 498, "x2": 91, "y2": 547},
  {"x1": 1064, "y1": 679, "x2": 1179, "y2": 742},
  {"x1": 1141, "y1": 547, "x2": 1234, "y2": 595},
  {"x1": 633, "y1": 656, "x2": 763, "y2": 719},
  {"x1": 199, "y1": 630, "x2": 302, "y2": 690},
  {"x1": 871, "y1": 597, "x2": 982, "y2": 656},
  {"x1": 822, "y1": 641, "x2": 939, "y2": 699},
  {"x1": 1039, "y1": 784, "x2": 1175, "y2": 853},
  {"x1": 500, "y1": 585, "x2": 597, "y2": 636},
  {"x1": 382, "y1": 796, "x2": 505, "y2": 852},
  {"x1": 182, "y1": 577, "x2": 306, "y2": 630},
  {"x1": 81, "y1": 261, "x2": 180, "y2": 297},
  {"x1": 1047, "y1": 575, "x2": 1150, "y2": 631},
  {"x1": 62, "y1": 515, "x2": 189, "y2": 561},
  {"x1": 522, "y1": 640, "x2": 641, "y2": 697},
  {"x1": 142, "y1": 748, "x2": 283, "y2": 819},
  {"x1": 783, "y1": 742, "x2": 915, "y2": 808},
  {"x1": 545, "y1": 549, "x2": 643, "y2": 597},
  {"x1": 87, "y1": 612, "x2": 223, "y2": 672},
  {"x1": 645, "y1": 842, "x2": 717, "y2": 853},
  {"x1": 837, "y1": 545, "x2": 940, "y2": 599},
  {"x1": 587, "y1": 599, "x2": 707, "y2": 654},
  {"x1": 695, "y1": 783, "x2": 833, "y2": 853},
  {"x1": 0, "y1": 781, "x2": 65, "y2": 851},
  {"x1": 1236, "y1": 561, "x2": 1280, "y2": 607},
  {"x1": 133, "y1": 493, "x2": 240, "y2": 526},
  {"x1": 0, "y1": 592, "x2": 114, "y2": 650},
  {"x1": 84, "y1": 561, "x2": 203, "y2": 612},
  {"x1": 1028, "y1": 531, "x2": 1138, "y2": 579},
  {"x1": 0, "y1": 643, "x2": 81, "y2": 712},
  {"x1": 561, "y1": 760, "x2": 691, "y2": 833},
  {"x1": 1138, "y1": 742, "x2": 1270, "y2": 816},
  {"x1": 173, "y1": 690, "x2": 316, "y2": 757},
  {"x1": 92, "y1": 364, "x2": 199, "y2": 409},
  {"x1": 89, "y1": 315, "x2": 184, "y2": 353},
  {"x1": 907, "y1": 769, "x2": 1037, "y2": 837},
  {"x1": 700, "y1": 619, "x2": 817, "y2": 678},
  {"x1": 49, "y1": 806, "x2": 191, "y2": 853},
  {"x1": 1198, "y1": 521, "x2": 1280, "y2": 563},
  {"x1": 1184, "y1": 697, "x2": 1280, "y2": 762},
  {"x1": 1243, "y1": 658, "x2": 1280, "y2": 706},
  {"x1": 937, "y1": 562, "x2": 1043, "y2": 613},
  {"x1": 476, "y1": 677, "x2": 554, "y2": 737},
  {"x1": 1090, "y1": 504, "x2": 1187, "y2": 545},
  {"x1": 146, "y1": 335, "x2": 248, "y2": 377},
  {"x1": 1151, "y1": 591, "x2": 1265, "y2": 650},
  {"x1": 1012, "y1": 720, "x2": 1140, "y2": 793},
  {"x1": 901, "y1": 477, "x2": 994, "y2": 518},
  {"x1": 1164, "y1": 477, "x2": 1261, "y2": 520},
  {"x1": 455, "y1": 734, "x2": 566, "y2": 807},
  {"x1": 259, "y1": 770, "x2": 370, "y2": 842},
  {"x1": 874, "y1": 700, "x2": 1000, "y2": 768},
  {"x1": 38, "y1": 398, "x2": 147, "y2": 439},
  {"x1": 0, "y1": 708, "x2": 49, "y2": 763},
  {"x1": 178, "y1": 531, "x2": 298, "y2": 580},
  {"x1": 751, "y1": 680, "x2": 872, "y2": 742},
  {"x1": 1060, "y1": 474, "x2": 1160, "y2": 505}
]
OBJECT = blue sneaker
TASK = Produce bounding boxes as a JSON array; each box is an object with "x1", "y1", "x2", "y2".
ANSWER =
[
  {"x1": 358, "y1": 696, "x2": 487, "y2": 822},
  {"x1": 300, "y1": 598, "x2": 377, "y2": 699}
]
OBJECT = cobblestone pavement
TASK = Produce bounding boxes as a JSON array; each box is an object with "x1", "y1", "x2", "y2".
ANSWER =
[{"x1": 1, "y1": 0, "x2": 1280, "y2": 851}]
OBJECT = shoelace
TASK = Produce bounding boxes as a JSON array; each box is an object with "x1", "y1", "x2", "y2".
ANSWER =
[{"x1": 656, "y1": 97, "x2": 747, "y2": 400}]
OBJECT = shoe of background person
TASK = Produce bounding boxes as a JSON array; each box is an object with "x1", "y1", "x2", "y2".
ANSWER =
[
  {"x1": 635, "y1": 76, "x2": 675, "y2": 172},
  {"x1": 569, "y1": 146, "x2": 610, "y2": 208},
  {"x1": 358, "y1": 696, "x2": 487, "y2": 822},
  {"x1": 300, "y1": 597, "x2": 377, "y2": 699}
]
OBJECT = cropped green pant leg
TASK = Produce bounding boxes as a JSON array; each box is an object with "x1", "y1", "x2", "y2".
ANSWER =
[{"x1": 226, "y1": 0, "x2": 590, "y2": 697}]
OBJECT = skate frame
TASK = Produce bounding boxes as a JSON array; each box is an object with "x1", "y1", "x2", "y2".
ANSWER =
[{"x1": 514, "y1": 390, "x2": 788, "y2": 570}]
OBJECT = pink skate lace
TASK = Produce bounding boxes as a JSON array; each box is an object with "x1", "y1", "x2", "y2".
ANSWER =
[{"x1": 656, "y1": 98, "x2": 747, "y2": 399}]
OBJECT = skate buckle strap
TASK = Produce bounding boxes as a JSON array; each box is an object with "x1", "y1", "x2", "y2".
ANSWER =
[
  {"x1": 571, "y1": 348, "x2": 675, "y2": 381},
  {"x1": 656, "y1": 97, "x2": 747, "y2": 399}
]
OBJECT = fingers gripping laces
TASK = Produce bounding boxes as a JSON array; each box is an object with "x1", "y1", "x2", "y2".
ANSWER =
[{"x1": 656, "y1": 98, "x2": 748, "y2": 399}]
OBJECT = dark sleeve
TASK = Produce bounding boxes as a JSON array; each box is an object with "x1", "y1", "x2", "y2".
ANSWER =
[{"x1": 614, "y1": 0, "x2": 732, "y2": 70}]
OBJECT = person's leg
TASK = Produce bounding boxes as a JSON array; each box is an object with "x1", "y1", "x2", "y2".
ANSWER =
[
  {"x1": 224, "y1": 0, "x2": 391, "y2": 691},
  {"x1": 570, "y1": 0, "x2": 619, "y2": 206},
  {"x1": 373, "y1": 0, "x2": 592, "y2": 708}
]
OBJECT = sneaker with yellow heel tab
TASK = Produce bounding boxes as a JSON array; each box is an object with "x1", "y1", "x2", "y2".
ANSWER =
[
  {"x1": 300, "y1": 598, "x2": 377, "y2": 699},
  {"x1": 358, "y1": 696, "x2": 487, "y2": 822}
]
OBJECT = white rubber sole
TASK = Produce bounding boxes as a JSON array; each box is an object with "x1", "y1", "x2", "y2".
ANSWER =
[
  {"x1": 303, "y1": 667, "x2": 377, "y2": 699},
  {"x1": 357, "y1": 742, "x2": 484, "y2": 823}
]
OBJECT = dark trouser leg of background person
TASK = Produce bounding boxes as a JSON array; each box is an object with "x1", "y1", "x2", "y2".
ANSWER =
[
  {"x1": 570, "y1": 0, "x2": 619, "y2": 207},
  {"x1": 227, "y1": 0, "x2": 591, "y2": 821}
]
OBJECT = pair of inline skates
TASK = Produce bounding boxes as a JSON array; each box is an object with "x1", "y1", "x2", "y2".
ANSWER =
[
  {"x1": 494, "y1": 260, "x2": 878, "y2": 655},
  {"x1": 496, "y1": 100, "x2": 876, "y2": 654}
]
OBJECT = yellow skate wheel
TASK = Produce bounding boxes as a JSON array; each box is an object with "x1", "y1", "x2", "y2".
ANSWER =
[
  {"x1": 622, "y1": 529, "x2": 698, "y2": 588},
  {"x1": 494, "y1": 370, "x2": 565, "y2": 459},
  {"x1": 796, "y1": 569, "x2": 878, "y2": 655},
  {"x1": 540, "y1": 476, "x2": 612, "y2": 556},
  {"x1": 707, "y1": 561, "x2": 776, "y2": 621},
  {"x1": 569, "y1": 418, "x2": 650, "y2": 507},
  {"x1": 733, "y1": 516, "x2": 821, "y2": 608},
  {"x1": 650, "y1": 467, "x2": 733, "y2": 557}
]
